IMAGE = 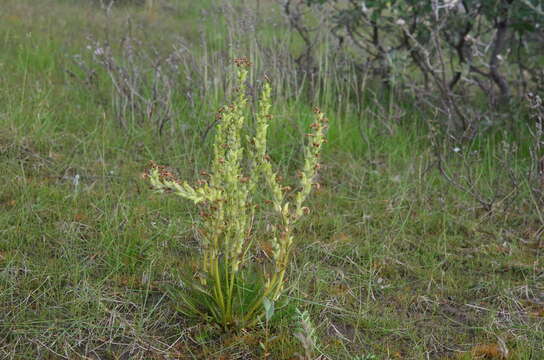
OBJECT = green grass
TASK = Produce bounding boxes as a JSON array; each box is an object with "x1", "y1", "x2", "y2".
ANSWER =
[{"x1": 1, "y1": 0, "x2": 543, "y2": 359}]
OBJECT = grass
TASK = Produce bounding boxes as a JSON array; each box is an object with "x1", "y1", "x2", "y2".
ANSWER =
[{"x1": 1, "y1": 0, "x2": 543, "y2": 359}]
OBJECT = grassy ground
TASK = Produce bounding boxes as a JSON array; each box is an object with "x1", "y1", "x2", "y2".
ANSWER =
[{"x1": 1, "y1": 1, "x2": 543, "y2": 359}]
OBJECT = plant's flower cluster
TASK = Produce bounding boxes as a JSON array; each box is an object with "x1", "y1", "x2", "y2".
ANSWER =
[
  {"x1": 146, "y1": 161, "x2": 179, "y2": 183},
  {"x1": 234, "y1": 57, "x2": 252, "y2": 68},
  {"x1": 147, "y1": 161, "x2": 221, "y2": 204}
]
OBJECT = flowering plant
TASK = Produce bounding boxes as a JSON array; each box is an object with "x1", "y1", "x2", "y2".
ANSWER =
[{"x1": 148, "y1": 58, "x2": 327, "y2": 329}]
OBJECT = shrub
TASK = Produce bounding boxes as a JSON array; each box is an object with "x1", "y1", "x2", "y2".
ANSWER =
[
  {"x1": 294, "y1": 0, "x2": 544, "y2": 132},
  {"x1": 147, "y1": 58, "x2": 327, "y2": 329}
]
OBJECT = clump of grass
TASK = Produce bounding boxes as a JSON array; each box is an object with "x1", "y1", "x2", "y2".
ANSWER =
[{"x1": 147, "y1": 57, "x2": 327, "y2": 329}]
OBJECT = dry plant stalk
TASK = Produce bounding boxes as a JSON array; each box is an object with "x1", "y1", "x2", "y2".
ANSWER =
[{"x1": 147, "y1": 58, "x2": 327, "y2": 329}]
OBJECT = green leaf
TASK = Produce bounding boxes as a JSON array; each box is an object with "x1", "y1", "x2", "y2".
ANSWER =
[{"x1": 263, "y1": 297, "x2": 275, "y2": 322}]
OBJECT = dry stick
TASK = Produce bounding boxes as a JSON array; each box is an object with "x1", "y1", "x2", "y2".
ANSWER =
[{"x1": 488, "y1": 17, "x2": 511, "y2": 100}]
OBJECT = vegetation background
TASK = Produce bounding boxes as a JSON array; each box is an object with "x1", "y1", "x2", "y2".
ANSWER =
[{"x1": 0, "y1": 0, "x2": 543, "y2": 358}]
